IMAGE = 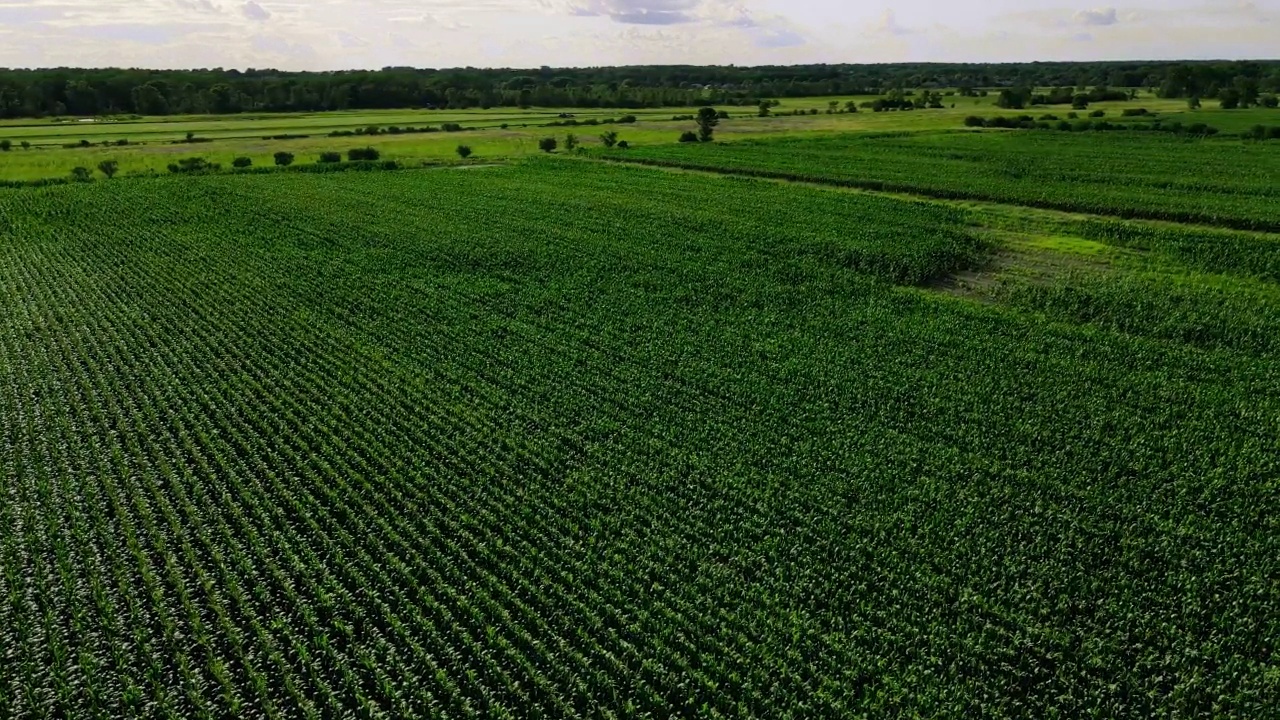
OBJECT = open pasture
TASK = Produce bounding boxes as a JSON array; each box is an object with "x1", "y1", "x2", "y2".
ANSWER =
[{"x1": 4, "y1": 93, "x2": 1270, "y2": 181}]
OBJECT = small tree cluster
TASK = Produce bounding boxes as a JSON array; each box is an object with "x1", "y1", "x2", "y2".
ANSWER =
[
  {"x1": 274, "y1": 152, "x2": 295, "y2": 167},
  {"x1": 456, "y1": 145, "x2": 473, "y2": 159},
  {"x1": 347, "y1": 147, "x2": 381, "y2": 162},
  {"x1": 538, "y1": 137, "x2": 557, "y2": 153},
  {"x1": 319, "y1": 152, "x2": 342, "y2": 163}
]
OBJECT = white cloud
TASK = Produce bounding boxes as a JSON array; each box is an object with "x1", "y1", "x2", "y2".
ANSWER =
[{"x1": 0, "y1": 0, "x2": 1274, "y2": 70}]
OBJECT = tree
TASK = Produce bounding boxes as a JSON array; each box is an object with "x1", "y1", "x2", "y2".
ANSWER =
[
  {"x1": 70, "y1": 167, "x2": 93, "y2": 182},
  {"x1": 1219, "y1": 88, "x2": 1241, "y2": 110},
  {"x1": 456, "y1": 145, "x2": 473, "y2": 159},
  {"x1": 757, "y1": 100, "x2": 771, "y2": 117},
  {"x1": 232, "y1": 156, "x2": 252, "y2": 168},
  {"x1": 678, "y1": 131, "x2": 699, "y2": 143},
  {"x1": 827, "y1": 100, "x2": 839, "y2": 114},
  {"x1": 616, "y1": 140, "x2": 629, "y2": 149},
  {"x1": 0, "y1": 140, "x2": 9, "y2": 152},
  {"x1": 97, "y1": 160, "x2": 119, "y2": 178},
  {"x1": 1071, "y1": 94, "x2": 1090, "y2": 110},
  {"x1": 1262, "y1": 94, "x2": 1279, "y2": 108},
  {"x1": 538, "y1": 137, "x2": 557, "y2": 153},
  {"x1": 20, "y1": 141, "x2": 30, "y2": 150},
  {"x1": 1187, "y1": 96, "x2": 1202, "y2": 110},
  {"x1": 844, "y1": 100, "x2": 858, "y2": 113},
  {"x1": 564, "y1": 133, "x2": 579, "y2": 151},
  {"x1": 599, "y1": 131, "x2": 618, "y2": 148},
  {"x1": 274, "y1": 151, "x2": 294, "y2": 167},
  {"x1": 996, "y1": 89, "x2": 1028, "y2": 109},
  {"x1": 696, "y1": 107, "x2": 719, "y2": 142}
]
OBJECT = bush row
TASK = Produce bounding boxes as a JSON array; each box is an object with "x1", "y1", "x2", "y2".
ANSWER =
[{"x1": 965, "y1": 115, "x2": 1220, "y2": 136}]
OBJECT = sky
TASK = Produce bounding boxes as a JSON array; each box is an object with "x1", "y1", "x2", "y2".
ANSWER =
[{"x1": 0, "y1": 0, "x2": 1275, "y2": 71}]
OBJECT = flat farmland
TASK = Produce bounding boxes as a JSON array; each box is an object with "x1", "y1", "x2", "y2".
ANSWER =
[
  {"x1": 1, "y1": 157, "x2": 1277, "y2": 718},
  {"x1": 604, "y1": 130, "x2": 1280, "y2": 231}
]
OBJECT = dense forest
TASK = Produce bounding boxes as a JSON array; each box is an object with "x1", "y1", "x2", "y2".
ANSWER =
[{"x1": 0, "y1": 61, "x2": 1277, "y2": 118}]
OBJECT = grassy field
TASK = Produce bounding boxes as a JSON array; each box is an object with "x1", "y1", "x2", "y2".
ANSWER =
[
  {"x1": 3, "y1": 94, "x2": 1273, "y2": 181},
  {"x1": 1, "y1": 147, "x2": 1278, "y2": 718}
]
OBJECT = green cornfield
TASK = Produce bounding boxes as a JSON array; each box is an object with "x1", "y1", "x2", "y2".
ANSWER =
[
  {"x1": 602, "y1": 131, "x2": 1280, "y2": 232},
  {"x1": 0, "y1": 159, "x2": 1277, "y2": 719}
]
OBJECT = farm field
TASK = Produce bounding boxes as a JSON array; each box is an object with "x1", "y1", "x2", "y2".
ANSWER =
[
  {"x1": 3, "y1": 94, "x2": 1271, "y2": 181},
  {"x1": 605, "y1": 130, "x2": 1280, "y2": 232},
  {"x1": 1, "y1": 154, "x2": 1278, "y2": 719}
]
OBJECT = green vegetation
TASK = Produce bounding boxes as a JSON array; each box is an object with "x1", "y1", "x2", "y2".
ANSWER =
[
  {"x1": 3, "y1": 81, "x2": 1280, "y2": 720},
  {"x1": 1, "y1": 155, "x2": 1279, "y2": 718},
  {"x1": 2, "y1": 61, "x2": 1276, "y2": 118},
  {"x1": 604, "y1": 131, "x2": 1280, "y2": 231}
]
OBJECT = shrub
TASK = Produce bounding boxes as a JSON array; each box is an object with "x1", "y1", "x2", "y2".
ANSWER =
[
  {"x1": 274, "y1": 151, "x2": 295, "y2": 167},
  {"x1": 564, "y1": 134, "x2": 579, "y2": 151},
  {"x1": 70, "y1": 167, "x2": 93, "y2": 182},
  {"x1": 679, "y1": 131, "x2": 699, "y2": 143},
  {"x1": 20, "y1": 141, "x2": 30, "y2": 150},
  {"x1": 97, "y1": 160, "x2": 119, "y2": 179},
  {"x1": 1262, "y1": 95, "x2": 1279, "y2": 109},
  {"x1": 599, "y1": 131, "x2": 619, "y2": 148},
  {"x1": 1039, "y1": 114, "x2": 1059, "y2": 121},
  {"x1": 616, "y1": 140, "x2": 629, "y2": 149},
  {"x1": 538, "y1": 137, "x2": 557, "y2": 153},
  {"x1": 454, "y1": 145, "x2": 473, "y2": 159},
  {"x1": 619, "y1": 115, "x2": 637, "y2": 123},
  {"x1": 232, "y1": 156, "x2": 252, "y2": 168},
  {"x1": 1089, "y1": 110, "x2": 1106, "y2": 118},
  {"x1": 1067, "y1": 111, "x2": 1079, "y2": 119},
  {"x1": 167, "y1": 157, "x2": 217, "y2": 174},
  {"x1": 964, "y1": 116, "x2": 986, "y2": 127},
  {"x1": 319, "y1": 152, "x2": 342, "y2": 163},
  {"x1": 1121, "y1": 108, "x2": 1150, "y2": 117},
  {"x1": 347, "y1": 147, "x2": 380, "y2": 162},
  {"x1": 441, "y1": 123, "x2": 463, "y2": 132},
  {"x1": 0, "y1": 139, "x2": 10, "y2": 151}
]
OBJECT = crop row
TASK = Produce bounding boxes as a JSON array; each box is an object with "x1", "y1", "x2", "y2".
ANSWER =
[{"x1": 0, "y1": 163, "x2": 1277, "y2": 718}]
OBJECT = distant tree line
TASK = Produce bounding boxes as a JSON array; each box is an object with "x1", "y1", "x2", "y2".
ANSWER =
[{"x1": 0, "y1": 61, "x2": 1278, "y2": 119}]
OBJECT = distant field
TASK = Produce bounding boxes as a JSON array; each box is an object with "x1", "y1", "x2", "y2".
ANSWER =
[
  {"x1": 604, "y1": 130, "x2": 1280, "y2": 232},
  {"x1": 2, "y1": 155, "x2": 1279, "y2": 718},
  {"x1": 3, "y1": 93, "x2": 1272, "y2": 181}
]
